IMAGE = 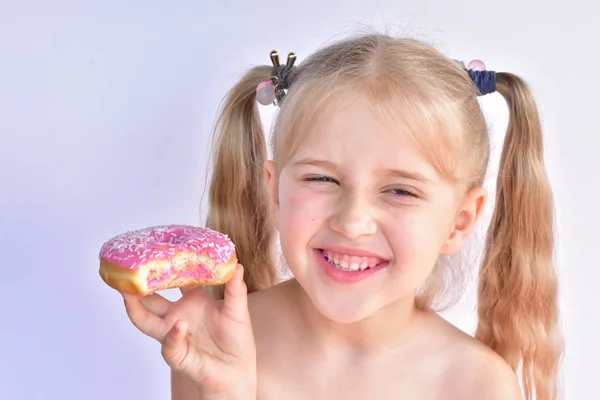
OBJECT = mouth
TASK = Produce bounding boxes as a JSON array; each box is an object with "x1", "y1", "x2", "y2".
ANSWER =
[{"x1": 318, "y1": 249, "x2": 389, "y2": 272}]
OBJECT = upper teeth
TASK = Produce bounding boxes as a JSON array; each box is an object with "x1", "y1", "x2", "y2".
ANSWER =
[{"x1": 323, "y1": 250, "x2": 382, "y2": 271}]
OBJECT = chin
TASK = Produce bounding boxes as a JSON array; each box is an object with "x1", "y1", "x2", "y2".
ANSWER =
[
  {"x1": 300, "y1": 281, "x2": 385, "y2": 324},
  {"x1": 288, "y1": 248, "x2": 416, "y2": 324}
]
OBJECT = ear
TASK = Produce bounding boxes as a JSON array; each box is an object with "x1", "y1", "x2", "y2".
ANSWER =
[
  {"x1": 440, "y1": 187, "x2": 487, "y2": 255},
  {"x1": 264, "y1": 159, "x2": 279, "y2": 211}
]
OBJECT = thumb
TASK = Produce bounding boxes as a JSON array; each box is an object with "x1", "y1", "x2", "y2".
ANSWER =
[
  {"x1": 161, "y1": 320, "x2": 189, "y2": 371},
  {"x1": 223, "y1": 264, "x2": 250, "y2": 322}
]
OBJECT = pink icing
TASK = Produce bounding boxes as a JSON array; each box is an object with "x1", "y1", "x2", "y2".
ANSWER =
[{"x1": 99, "y1": 224, "x2": 235, "y2": 270}]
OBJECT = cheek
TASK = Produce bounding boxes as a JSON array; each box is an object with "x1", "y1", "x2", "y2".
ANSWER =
[
  {"x1": 384, "y1": 215, "x2": 428, "y2": 259},
  {"x1": 277, "y1": 181, "x2": 328, "y2": 238},
  {"x1": 384, "y1": 204, "x2": 454, "y2": 265},
  {"x1": 383, "y1": 216, "x2": 442, "y2": 293},
  {"x1": 277, "y1": 183, "x2": 331, "y2": 274}
]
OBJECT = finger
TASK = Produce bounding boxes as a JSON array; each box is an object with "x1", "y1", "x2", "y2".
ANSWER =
[
  {"x1": 223, "y1": 264, "x2": 249, "y2": 322},
  {"x1": 161, "y1": 320, "x2": 190, "y2": 371},
  {"x1": 180, "y1": 284, "x2": 212, "y2": 301},
  {"x1": 123, "y1": 294, "x2": 169, "y2": 341},
  {"x1": 179, "y1": 285, "x2": 196, "y2": 295},
  {"x1": 139, "y1": 293, "x2": 172, "y2": 317}
]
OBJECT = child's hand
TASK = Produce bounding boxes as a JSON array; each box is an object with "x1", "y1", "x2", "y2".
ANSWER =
[{"x1": 122, "y1": 264, "x2": 256, "y2": 399}]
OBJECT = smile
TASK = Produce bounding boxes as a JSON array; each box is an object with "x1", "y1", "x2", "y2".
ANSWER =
[
  {"x1": 316, "y1": 249, "x2": 389, "y2": 284},
  {"x1": 322, "y1": 249, "x2": 384, "y2": 271}
]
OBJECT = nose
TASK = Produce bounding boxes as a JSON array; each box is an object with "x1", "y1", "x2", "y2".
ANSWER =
[{"x1": 329, "y1": 193, "x2": 377, "y2": 239}]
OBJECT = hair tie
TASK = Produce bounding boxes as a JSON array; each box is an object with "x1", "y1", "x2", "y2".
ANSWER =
[
  {"x1": 465, "y1": 59, "x2": 496, "y2": 96},
  {"x1": 257, "y1": 54, "x2": 496, "y2": 105},
  {"x1": 256, "y1": 50, "x2": 297, "y2": 106},
  {"x1": 468, "y1": 70, "x2": 496, "y2": 96}
]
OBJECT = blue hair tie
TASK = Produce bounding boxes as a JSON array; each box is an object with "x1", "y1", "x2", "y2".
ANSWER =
[{"x1": 468, "y1": 69, "x2": 496, "y2": 96}]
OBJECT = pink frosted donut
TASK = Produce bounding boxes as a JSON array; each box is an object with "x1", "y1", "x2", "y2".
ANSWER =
[{"x1": 98, "y1": 224, "x2": 237, "y2": 296}]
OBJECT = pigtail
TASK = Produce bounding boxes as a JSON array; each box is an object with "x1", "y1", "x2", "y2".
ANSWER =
[
  {"x1": 475, "y1": 73, "x2": 563, "y2": 399},
  {"x1": 205, "y1": 66, "x2": 279, "y2": 299}
]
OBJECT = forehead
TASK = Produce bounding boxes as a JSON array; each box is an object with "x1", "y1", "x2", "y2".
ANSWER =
[{"x1": 288, "y1": 96, "x2": 441, "y2": 181}]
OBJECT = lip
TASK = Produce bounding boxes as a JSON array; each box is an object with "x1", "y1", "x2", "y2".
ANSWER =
[
  {"x1": 318, "y1": 245, "x2": 388, "y2": 260},
  {"x1": 314, "y1": 249, "x2": 389, "y2": 284}
]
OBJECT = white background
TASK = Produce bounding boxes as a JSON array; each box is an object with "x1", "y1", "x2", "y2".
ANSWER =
[{"x1": 1, "y1": 1, "x2": 596, "y2": 399}]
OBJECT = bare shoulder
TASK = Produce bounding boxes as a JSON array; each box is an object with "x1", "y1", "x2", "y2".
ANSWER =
[
  {"x1": 454, "y1": 343, "x2": 523, "y2": 400},
  {"x1": 430, "y1": 315, "x2": 523, "y2": 400},
  {"x1": 246, "y1": 278, "x2": 299, "y2": 350},
  {"x1": 246, "y1": 278, "x2": 297, "y2": 322},
  {"x1": 246, "y1": 279, "x2": 300, "y2": 397}
]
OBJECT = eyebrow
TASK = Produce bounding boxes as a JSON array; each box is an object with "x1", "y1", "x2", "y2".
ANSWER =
[
  {"x1": 292, "y1": 158, "x2": 432, "y2": 183},
  {"x1": 293, "y1": 158, "x2": 337, "y2": 169},
  {"x1": 383, "y1": 168, "x2": 432, "y2": 184}
]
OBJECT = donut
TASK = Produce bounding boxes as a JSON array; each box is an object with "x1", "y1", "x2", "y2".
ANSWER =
[{"x1": 98, "y1": 224, "x2": 237, "y2": 296}]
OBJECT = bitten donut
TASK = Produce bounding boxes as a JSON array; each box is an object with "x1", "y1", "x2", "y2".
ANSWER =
[{"x1": 98, "y1": 224, "x2": 237, "y2": 296}]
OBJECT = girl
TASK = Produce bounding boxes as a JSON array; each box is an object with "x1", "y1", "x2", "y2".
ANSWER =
[{"x1": 123, "y1": 33, "x2": 563, "y2": 400}]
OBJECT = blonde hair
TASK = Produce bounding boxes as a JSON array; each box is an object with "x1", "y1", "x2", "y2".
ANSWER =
[{"x1": 204, "y1": 33, "x2": 563, "y2": 399}]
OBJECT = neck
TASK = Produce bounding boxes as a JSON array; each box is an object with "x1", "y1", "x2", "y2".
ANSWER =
[{"x1": 287, "y1": 279, "x2": 423, "y2": 354}]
